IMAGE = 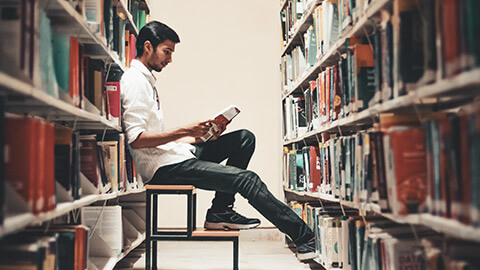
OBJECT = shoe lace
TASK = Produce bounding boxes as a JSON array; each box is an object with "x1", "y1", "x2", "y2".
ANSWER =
[{"x1": 226, "y1": 206, "x2": 248, "y2": 219}]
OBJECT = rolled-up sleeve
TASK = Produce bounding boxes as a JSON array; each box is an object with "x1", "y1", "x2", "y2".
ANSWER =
[{"x1": 121, "y1": 72, "x2": 154, "y2": 145}]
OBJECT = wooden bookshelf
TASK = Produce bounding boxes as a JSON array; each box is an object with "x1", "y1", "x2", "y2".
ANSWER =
[
  {"x1": 0, "y1": 0, "x2": 149, "y2": 268},
  {"x1": 0, "y1": 72, "x2": 121, "y2": 131},
  {"x1": 283, "y1": 68, "x2": 480, "y2": 145},
  {"x1": 281, "y1": 0, "x2": 321, "y2": 56},
  {"x1": 0, "y1": 188, "x2": 145, "y2": 238},
  {"x1": 283, "y1": 187, "x2": 480, "y2": 243},
  {"x1": 282, "y1": 0, "x2": 391, "y2": 98},
  {"x1": 45, "y1": 0, "x2": 126, "y2": 72}
]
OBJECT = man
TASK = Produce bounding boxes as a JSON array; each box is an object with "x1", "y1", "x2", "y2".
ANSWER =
[{"x1": 121, "y1": 21, "x2": 315, "y2": 260}]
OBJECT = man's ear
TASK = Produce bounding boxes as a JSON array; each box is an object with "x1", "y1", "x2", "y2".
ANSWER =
[{"x1": 144, "y1": 40, "x2": 153, "y2": 55}]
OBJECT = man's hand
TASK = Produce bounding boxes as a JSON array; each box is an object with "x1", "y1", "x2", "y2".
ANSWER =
[
  {"x1": 210, "y1": 120, "x2": 227, "y2": 140},
  {"x1": 184, "y1": 120, "x2": 214, "y2": 138}
]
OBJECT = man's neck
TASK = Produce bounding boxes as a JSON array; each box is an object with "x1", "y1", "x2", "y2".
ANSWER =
[{"x1": 136, "y1": 57, "x2": 152, "y2": 72}]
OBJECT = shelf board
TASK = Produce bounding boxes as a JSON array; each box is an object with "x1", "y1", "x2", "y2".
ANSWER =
[
  {"x1": 280, "y1": 0, "x2": 321, "y2": 56},
  {"x1": 284, "y1": 187, "x2": 338, "y2": 202},
  {"x1": 0, "y1": 189, "x2": 145, "y2": 238},
  {"x1": 0, "y1": 72, "x2": 121, "y2": 131},
  {"x1": 116, "y1": 0, "x2": 139, "y2": 36},
  {"x1": 45, "y1": 0, "x2": 126, "y2": 71},
  {"x1": 285, "y1": 188, "x2": 480, "y2": 242},
  {"x1": 282, "y1": 0, "x2": 391, "y2": 99}
]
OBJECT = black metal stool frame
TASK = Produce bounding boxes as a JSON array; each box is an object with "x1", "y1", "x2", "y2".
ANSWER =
[{"x1": 146, "y1": 187, "x2": 239, "y2": 270}]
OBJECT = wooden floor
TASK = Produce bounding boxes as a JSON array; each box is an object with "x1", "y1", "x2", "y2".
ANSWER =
[{"x1": 114, "y1": 230, "x2": 322, "y2": 270}]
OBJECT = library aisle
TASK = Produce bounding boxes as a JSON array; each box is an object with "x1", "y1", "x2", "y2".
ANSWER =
[{"x1": 116, "y1": 230, "x2": 321, "y2": 270}]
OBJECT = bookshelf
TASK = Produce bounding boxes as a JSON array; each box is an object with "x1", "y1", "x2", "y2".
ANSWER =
[
  {"x1": 281, "y1": 0, "x2": 480, "y2": 269},
  {"x1": 0, "y1": 0, "x2": 151, "y2": 269}
]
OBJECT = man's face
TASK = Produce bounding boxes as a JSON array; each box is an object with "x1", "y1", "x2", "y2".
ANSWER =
[{"x1": 147, "y1": 40, "x2": 176, "y2": 72}]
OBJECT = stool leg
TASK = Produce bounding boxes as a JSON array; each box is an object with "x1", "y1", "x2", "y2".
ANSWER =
[
  {"x1": 146, "y1": 191, "x2": 151, "y2": 270},
  {"x1": 233, "y1": 238, "x2": 239, "y2": 270},
  {"x1": 152, "y1": 241, "x2": 157, "y2": 270},
  {"x1": 187, "y1": 192, "x2": 192, "y2": 236},
  {"x1": 152, "y1": 194, "x2": 158, "y2": 269},
  {"x1": 192, "y1": 193, "x2": 197, "y2": 230}
]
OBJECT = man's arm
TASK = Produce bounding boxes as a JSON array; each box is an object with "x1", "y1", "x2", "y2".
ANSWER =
[{"x1": 130, "y1": 120, "x2": 213, "y2": 149}]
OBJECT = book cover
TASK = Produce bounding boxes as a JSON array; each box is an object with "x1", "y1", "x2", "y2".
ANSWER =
[
  {"x1": 79, "y1": 135, "x2": 103, "y2": 193},
  {"x1": 385, "y1": 127, "x2": 427, "y2": 216},
  {"x1": 468, "y1": 108, "x2": 480, "y2": 226},
  {"x1": 309, "y1": 146, "x2": 321, "y2": 192},
  {"x1": 5, "y1": 117, "x2": 40, "y2": 213},
  {"x1": 54, "y1": 125, "x2": 73, "y2": 194},
  {"x1": 440, "y1": 0, "x2": 461, "y2": 77},
  {"x1": 106, "y1": 81, "x2": 121, "y2": 126},
  {"x1": 380, "y1": 10, "x2": 394, "y2": 102},
  {"x1": 353, "y1": 43, "x2": 375, "y2": 112},
  {"x1": 43, "y1": 122, "x2": 56, "y2": 212},
  {"x1": 0, "y1": 97, "x2": 4, "y2": 224},
  {"x1": 459, "y1": 113, "x2": 471, "y2": 224},
  {"x1": 200, "y1": 105, "x2": 241, "y2": 142},
  {"x1": 69, "y1": 36, "x2": 80, "y2": 108}
]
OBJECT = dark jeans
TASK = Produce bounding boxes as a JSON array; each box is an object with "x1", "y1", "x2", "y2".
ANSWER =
[{"x1": 148, "y1": 129, "x2": 314, "y2": 245}]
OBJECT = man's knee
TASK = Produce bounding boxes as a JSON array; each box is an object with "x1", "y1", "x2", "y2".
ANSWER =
[
  {"x1": 239, "y1": 129, "x2": 255, "y2": 149},
  {"x1": 236, "y1": 170, "x2": 265, "y2": 197}
]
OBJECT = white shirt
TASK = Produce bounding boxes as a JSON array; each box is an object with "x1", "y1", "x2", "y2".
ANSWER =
[{"x1": 121, "y1": 59, "x2": 196, "y2": 182}]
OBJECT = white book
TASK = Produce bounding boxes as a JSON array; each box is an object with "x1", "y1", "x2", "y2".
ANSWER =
[{"x1": 200, "y1": 105, "x2": 240, "y2": 142}]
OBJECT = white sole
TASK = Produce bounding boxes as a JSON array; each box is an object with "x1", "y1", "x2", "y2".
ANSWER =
[
  {"x1": 296, "y1": 251, "x2": 315, "y2": 261},
  {"x1": 204, "y1": 221, "x2": 260, "y2": 230}
]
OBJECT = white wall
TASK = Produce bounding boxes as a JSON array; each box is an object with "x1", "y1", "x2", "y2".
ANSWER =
[{"x1": 150, "y1": 0, "x2": 282, "y2": 228}]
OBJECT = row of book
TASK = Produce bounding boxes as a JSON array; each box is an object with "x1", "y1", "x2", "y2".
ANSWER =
[
  {"x1": 1, "y1": 114, "x2": 141, "y2": 219},
  {"x1": 289, "y1": 202, "x2": 480, "y2": 270},
  {"x1": 280, "y1": 0, "x2": 317, "y2": 47},
  {"x1": 0, "y1": 1, "x2": 139, "y2": 126},
  {"x1": 281, "y1": 0, "x2": 480, "y2": 98},
  {"x1": 0, "y1": 204, "x2": 145, "y2": 270},
  {"x1": 283, "y1": 108, "x2": 480, "y2": 224}
]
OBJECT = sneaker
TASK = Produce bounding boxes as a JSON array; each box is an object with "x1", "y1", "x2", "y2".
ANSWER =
[
  {"x1": 204, "y1": 207, "x2": 261, "y2": 230},
  {"x1": 296, "y1": 238, "x2": 315, "y2": 261}
]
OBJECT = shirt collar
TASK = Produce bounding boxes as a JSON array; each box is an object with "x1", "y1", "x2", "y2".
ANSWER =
[{"x1": 130, "y1": 59, "x2": 156, "y2": 87}]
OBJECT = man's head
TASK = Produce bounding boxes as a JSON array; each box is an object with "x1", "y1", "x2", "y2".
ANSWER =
[{"x1": 136, "y1": 21, "x2": 180, "y2": 72}]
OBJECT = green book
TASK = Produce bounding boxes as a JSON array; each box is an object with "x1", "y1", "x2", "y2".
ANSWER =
[{"x1": 51, "y1": 31, "x2": 70, "y2": 94}]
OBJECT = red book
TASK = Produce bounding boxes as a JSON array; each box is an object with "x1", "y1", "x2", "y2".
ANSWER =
[
  {"x1": 79, "y1": 135, "x2": 102, "y2": 192},
  {"x1": 34, "y1": 120, "x2": 46, "y2": 213},
  {"x1": 129, "y1": 34, "x2": 136, "y2": 62},
  {"x1": 309, "y1": 146, "x2": 321, "y2": 192},
  {"x1": 4, "y1": 117, "x2": 39, "y2": 213},
  {"x1": 385, "y1": 127, "x2": 427, "y2": 216},
  {"x1": 44, "y1": 122, "x2": 56, "y2": 212},
  {"x1": 325, "y1": 68, "x2": 331, "y2": 122},
  {"x1": 441, "y1": 0, "x2": 461, "y2": 77},
  {"x1": 69, "y1": 37, "x2": 80, "y2": 107},
  {"x1": 106, "y1": 81, "x2": 121, "y2": 126}
]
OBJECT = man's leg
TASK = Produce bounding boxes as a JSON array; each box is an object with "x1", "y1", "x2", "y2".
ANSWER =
[
  {"x1": 149, "y1": 158, "x2": 314, "y2": 246},
  {"x1": 193, "y1": 129, "x2": 255, "y2": 211}
]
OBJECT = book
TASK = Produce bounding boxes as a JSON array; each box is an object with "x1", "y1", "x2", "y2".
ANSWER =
[
  {"x1": 200, "y1": 105, "x2": 241, "y2": 142},
  {"x1": 0, "y1": 96, "x2": 4, "y2": 224},
  {"x1": 5, "y1": 117, "x2": 44, "y2": 213},
  {"x1": 81, "y1": 205, "x2": 123, "y2": 257},
  {"x1": 384, "y1": 126, "x2": 427, "y2": 216}
]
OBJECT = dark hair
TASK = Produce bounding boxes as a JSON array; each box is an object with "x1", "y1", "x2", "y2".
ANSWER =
[{"x1": 136, "y1": 21, "x2": 180, "y2": 57}]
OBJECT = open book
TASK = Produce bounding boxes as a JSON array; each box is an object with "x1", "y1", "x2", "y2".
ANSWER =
[{"x1": 200, "y1": 105, "x2": 241, "y2": 142}]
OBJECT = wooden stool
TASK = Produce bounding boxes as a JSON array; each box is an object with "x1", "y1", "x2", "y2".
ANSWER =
[{"x1": 145, "y1": 185, "x2": 239, "y2": 270}]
